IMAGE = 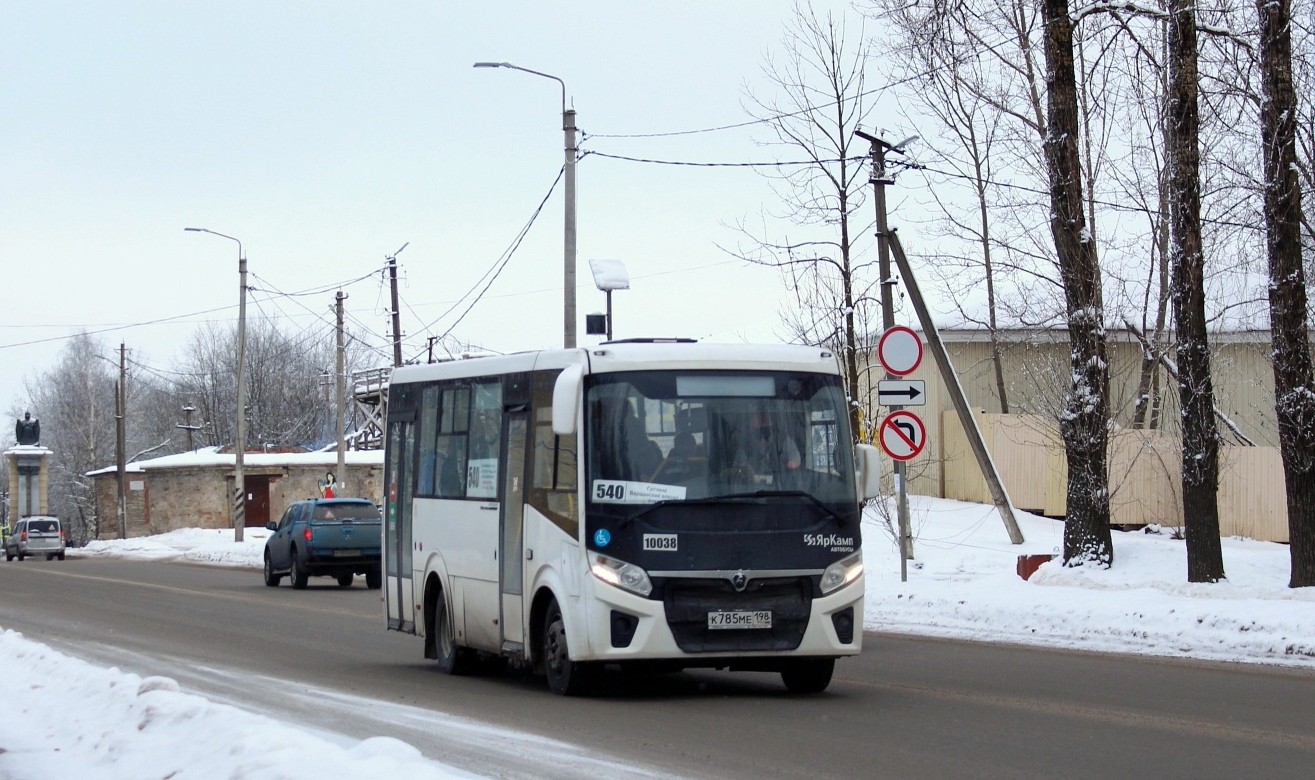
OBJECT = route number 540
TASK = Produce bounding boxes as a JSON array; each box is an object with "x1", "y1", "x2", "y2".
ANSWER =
[{"x1": 595, "y1": 482, "x2": 626, "y2": 501}]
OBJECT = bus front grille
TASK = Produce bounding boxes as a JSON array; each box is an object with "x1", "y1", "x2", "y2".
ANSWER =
[{"x1": 661, "y1": 577, "x2": 812, "y2": 652}]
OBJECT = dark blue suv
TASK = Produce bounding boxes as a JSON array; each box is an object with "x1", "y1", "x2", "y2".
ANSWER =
[{"x1": 263, "y1": 498, "x2": 382, "y2": 589}]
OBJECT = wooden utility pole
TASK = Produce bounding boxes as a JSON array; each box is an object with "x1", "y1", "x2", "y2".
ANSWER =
[
  {"x1": 176, "y1": 406, "x2": 201, "y2": 451},
  {"x1": 335, "y1": 290, "x2": 347, "y2": 492},
  {"x1": 386, "y1": 243, "x2": 408, "y2": 367}
]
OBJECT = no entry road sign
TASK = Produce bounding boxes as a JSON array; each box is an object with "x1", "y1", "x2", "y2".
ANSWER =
[
  {"x1": 879, "y1": 410, "x2": 926, "y2": 461},
  {"x1": 878, "y1": 326, "x2": 923, "y2": 376}
]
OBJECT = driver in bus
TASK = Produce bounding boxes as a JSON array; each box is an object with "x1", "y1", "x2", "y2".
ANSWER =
[{"x1": 738, "y1": 411, "x2": 801, "y2": 485}]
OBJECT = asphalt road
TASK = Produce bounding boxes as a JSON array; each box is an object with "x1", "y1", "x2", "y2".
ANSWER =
[{"x1": 3, "y1": 556, "x2": 1314, "y2": 779}]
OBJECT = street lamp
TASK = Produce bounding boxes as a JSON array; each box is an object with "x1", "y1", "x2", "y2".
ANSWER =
[
  {"x1": 185, "y1": 227, "x2": 248, "y2": 543},
  {"x1": 474, "y1": 61, "x2": 578, "y2": 348}
]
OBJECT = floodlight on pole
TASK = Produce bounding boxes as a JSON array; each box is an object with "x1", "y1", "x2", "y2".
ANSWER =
[
  {"x1": 184, "y1": 226, "x2": 248, "y2": 543},
  {"x1": 588, "y1": 259, "x2": 629, "y2": 341},
  {"x1": 474, "y1": 60, "x2": 577, "y2": 348}
]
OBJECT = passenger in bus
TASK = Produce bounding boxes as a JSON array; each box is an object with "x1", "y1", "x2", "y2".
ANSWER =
[
  {"x1": 652, "y1": 430, "x2": 705, "y2": 485},
  {"x1": 625, "y1": 411, "x2": 662, "y2": 481},
  {"x1": 670, "y1": 431, "x2": 699, "y2": 459}
]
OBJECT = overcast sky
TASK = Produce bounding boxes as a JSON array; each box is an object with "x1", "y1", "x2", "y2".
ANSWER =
[{"x1": 1, "y1": 0, "x2": 907, "y2": 421}]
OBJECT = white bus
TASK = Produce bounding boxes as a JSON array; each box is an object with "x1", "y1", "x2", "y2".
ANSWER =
[{"x1": 382, "y1": 340, "x2": 881, "y2": 695}]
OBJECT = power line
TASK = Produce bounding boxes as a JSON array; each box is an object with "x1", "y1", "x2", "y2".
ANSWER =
[
  {"x1": 914, "y1": 162, "x2": 1265, "y2": 232},
  {"x1": 585, "y1": 68, "x2": 948, "y2": 140},
  {"x1": 413, "y1": 166, "x2": 564, "y2": 342},
  {"x1": 584, "y1": 150, "x2": 866, "y2": 169},
  {"x1": 0, "y1": 305, "x2": 236, "y2": 351}
]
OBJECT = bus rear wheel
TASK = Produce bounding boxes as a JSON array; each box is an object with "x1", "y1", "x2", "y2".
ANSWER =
[
  {"x1": 542, "y1": 598, "x2": 596, "y2": 696},
  {"x1": 435, "y1": 589, "x2": 476, "y2": 675},
  {"x1": 781, "y1": 658, "x2": 835, "y2": 694}
]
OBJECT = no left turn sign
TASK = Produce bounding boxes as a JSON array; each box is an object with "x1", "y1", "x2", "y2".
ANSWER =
[
  {"x1": 878, "y1": 326, "x2": 923, "y2": 376},
  {"x1": 879, "y1": 410, "x2": 926, "y2": 461}
]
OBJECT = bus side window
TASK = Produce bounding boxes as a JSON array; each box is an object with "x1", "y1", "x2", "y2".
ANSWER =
[
  {"x1": 417, "y1": 386, "x2": 439, "y2": 495},
  {"x1": 466, "y1": 381, "x2": 502, "y2": 499},
  {"x1": 431, "y1": 385, "x2": 471, "y2": 499}
]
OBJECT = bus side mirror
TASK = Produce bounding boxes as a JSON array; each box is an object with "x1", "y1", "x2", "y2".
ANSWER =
[
  {"x1": 856, "y1": 443, "x2": 883, "y2": 501},
  {"x1": 552, "y1": 364, "x2": 584, "y2": 436}
]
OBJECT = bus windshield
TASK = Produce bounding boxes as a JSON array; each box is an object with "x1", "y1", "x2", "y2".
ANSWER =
[{"x1": 584, "y1": 370, "x2": 856, "y2": 510}]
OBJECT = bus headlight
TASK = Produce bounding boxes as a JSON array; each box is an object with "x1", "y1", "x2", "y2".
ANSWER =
[
  {"x1": 588, "y1": 551, "x2": 653, "y2": 597},
  {"x1": 820, "y1": 551, "x2": 863, "y2": 595}
]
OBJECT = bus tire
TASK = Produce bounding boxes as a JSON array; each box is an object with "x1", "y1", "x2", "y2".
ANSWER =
[
  {"x1": 780, "y1": 658, "x2": 834, "y2": 694},
  {"x1": 365, "y1": 568, "x2": 382, "y2": 589},
  {"x1": 542, "y1": 598, "x2": 596, "y2": 696},
  {"x1": 337, "y1": 573, "x2": 354, "y2": 587},
  {"x1": 435, "y1": 589, "x2": 476, "y2": 675}
]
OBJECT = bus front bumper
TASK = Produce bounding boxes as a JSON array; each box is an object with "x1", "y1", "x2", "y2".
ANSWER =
[{"x1": 579, "y1": 573, "x2": 864, "y2": 663}]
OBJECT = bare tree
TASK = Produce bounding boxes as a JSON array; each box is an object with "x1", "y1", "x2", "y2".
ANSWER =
[
  {"x1": 1041, "y1": 0, "x2": 1115, "y2": 566},
  {"x1": 873, "y1": 0, "x2": 1049, "y2": 413},
  {"x1": 731, "y1": 1, "x2": 878, "y2": 440},
  {"x1": 20, "y1": 333, "x2": 117, "y2": 543},
  {"x1": 1255, "y1": 0, "x2": 1315, "y2": 587},
  {"x1": 1167, "y1": 0, "x2": 1226, "y2": 581},
  {"x1": 171, "y1": 316, "x2": 364, "y2": 452}
]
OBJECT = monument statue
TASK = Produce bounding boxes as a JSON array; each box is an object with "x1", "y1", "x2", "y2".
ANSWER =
[{"x1": 15, "y1": 411, "x2": 40, "y2": 446}]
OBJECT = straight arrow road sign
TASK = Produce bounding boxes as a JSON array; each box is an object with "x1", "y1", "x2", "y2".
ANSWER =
[{"x1": 877, "y1": 379, "x2": 926, "y2": 406}]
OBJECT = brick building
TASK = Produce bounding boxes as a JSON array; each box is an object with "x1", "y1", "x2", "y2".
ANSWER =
[{"x1": 88, "y1": 448, "x2": 383, "y2": 539}]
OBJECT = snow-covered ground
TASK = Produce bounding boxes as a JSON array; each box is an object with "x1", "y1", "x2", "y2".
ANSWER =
[{"x1": 3, "y1": 495, "x2": 1313, "y2": 778}]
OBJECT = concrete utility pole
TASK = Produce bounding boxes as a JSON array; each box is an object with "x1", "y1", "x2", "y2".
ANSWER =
[
  {"x1": 184, "y1": 227, "x2": 247, "y2": 542},
  {"x1": 888, "y1": 231, "x2": 1024, "y2": 544},
  {"x1": 335, "y1": 290, "x2": 347, "y2": 491},
  {"x1": 115, "y1": 343, "x2": 127, "y2": 540},
  {"x1": 563, "y1": 106, "x2": 578, "y2": 348},
  {"x1": 386, "y1": 243, "x2": 408, "y2": 367}
]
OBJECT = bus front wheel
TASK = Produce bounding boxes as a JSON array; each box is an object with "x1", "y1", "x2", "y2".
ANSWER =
[
  {"x1": 542, "y1": 598, "x2": 596, "y2": 696},
  {"x1": 781, "y1": 658, "x2": 835, "y2": 694}
]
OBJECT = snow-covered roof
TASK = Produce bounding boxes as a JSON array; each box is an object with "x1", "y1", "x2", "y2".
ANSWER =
[{"x1": 87, "y1": 447, "x2": 383, "y2": 477}]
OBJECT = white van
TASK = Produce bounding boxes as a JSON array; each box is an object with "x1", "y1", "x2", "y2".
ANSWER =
[{"x1": 4, "y1": 517, "x2": 66, "y2": 561}]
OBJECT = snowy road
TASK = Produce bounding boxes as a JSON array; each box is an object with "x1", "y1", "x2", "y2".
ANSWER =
[{"x1": 5, "y1": 556, "x2": 1315, "y2": 779}]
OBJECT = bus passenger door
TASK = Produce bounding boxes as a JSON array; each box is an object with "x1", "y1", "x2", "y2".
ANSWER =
[
  {"x1": 385, "y1": 418, "x2": 416, "y2": 633},
  {"x1": 499, "y1": 409, "x2": 529, "y2": 651}
]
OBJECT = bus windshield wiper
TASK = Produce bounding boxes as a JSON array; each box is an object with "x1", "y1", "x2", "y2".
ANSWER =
[{"x1": 618, "y1": 490, "x2": 846, "y2": 528}]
